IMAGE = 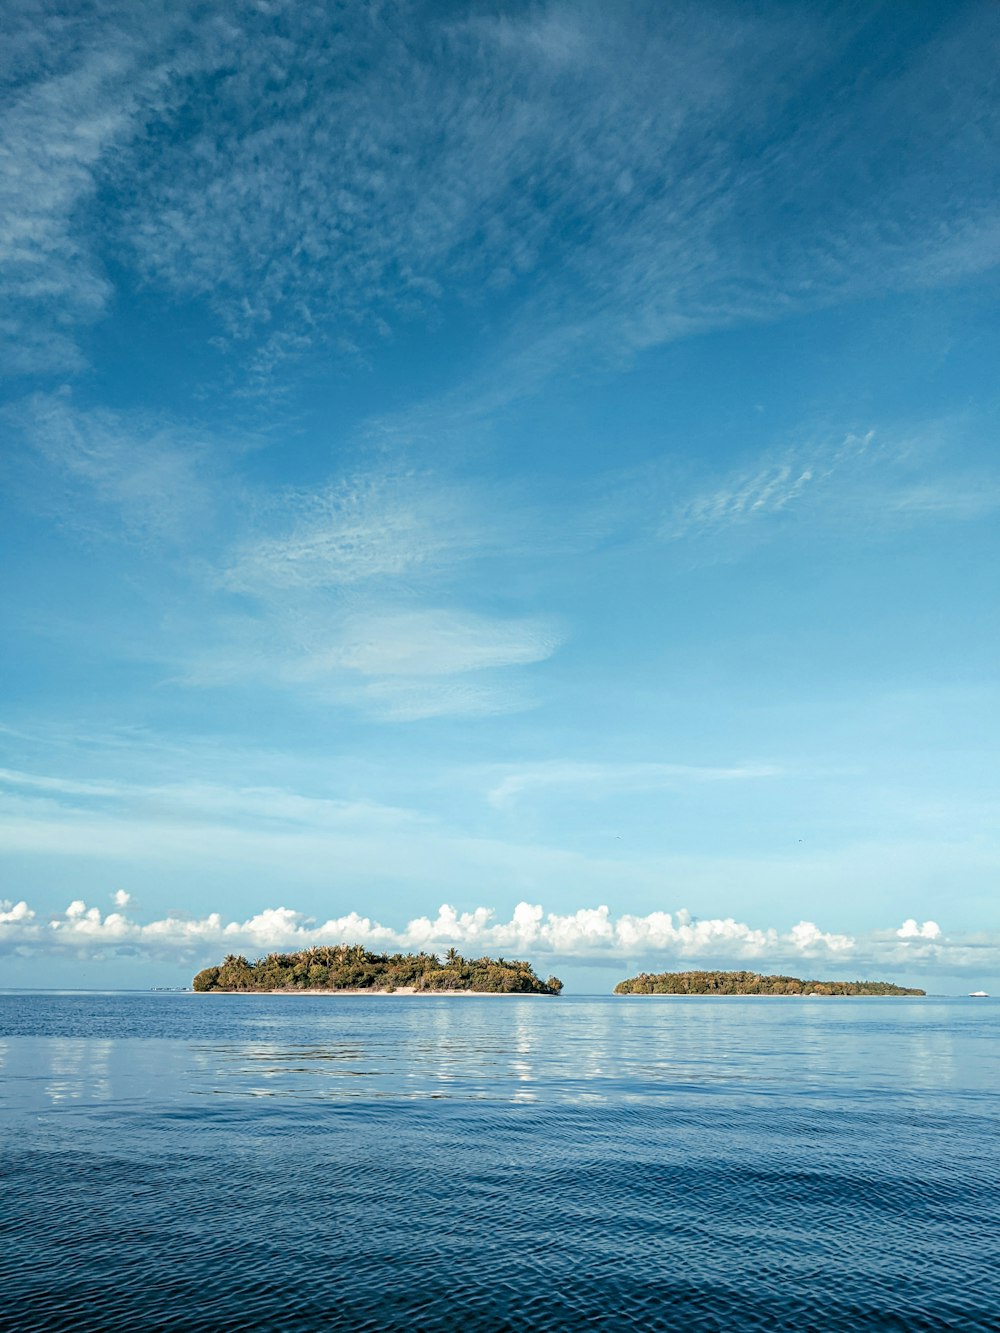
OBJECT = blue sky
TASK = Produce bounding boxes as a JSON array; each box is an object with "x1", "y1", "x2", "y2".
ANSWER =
[{"x1": 2, "y1": 0, "x2": 999, "y2": 991}]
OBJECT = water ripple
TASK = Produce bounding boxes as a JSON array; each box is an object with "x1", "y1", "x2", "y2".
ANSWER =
[{"x1": 2, "y1": 994, "x2": 998, "y2": 1331}]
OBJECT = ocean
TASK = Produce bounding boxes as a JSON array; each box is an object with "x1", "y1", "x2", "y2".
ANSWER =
[{"x1": 2, "y1": 992, "x2": 997, "y2": 1332}]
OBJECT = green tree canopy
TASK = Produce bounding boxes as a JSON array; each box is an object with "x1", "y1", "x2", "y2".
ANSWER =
[
  {"x1": 192, "y1": 945, "x2": 562, "y2": 995},
  {"x1": 613, "y1": 969, "x2": 924, "y2": 996}
]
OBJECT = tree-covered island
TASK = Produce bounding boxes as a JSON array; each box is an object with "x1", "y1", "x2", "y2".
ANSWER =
[
  {"x1": 193, "y1": 945, "x2": 563, "y2": 995},
  {"x1": 614, "y1": 969, "x2": 925, "y2": 996}
]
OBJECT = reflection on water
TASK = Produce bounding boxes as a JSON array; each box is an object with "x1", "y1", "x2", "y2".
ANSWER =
[
  {"x1": 2, "y1": 994, "x2": 996, "y2": 1110},
  {"x1": 1, "y1": 994, "x2": 999, "y2": 1332},
  {"x1": 44, "y1": 1038, "x2": 116, "y2": 1105}
]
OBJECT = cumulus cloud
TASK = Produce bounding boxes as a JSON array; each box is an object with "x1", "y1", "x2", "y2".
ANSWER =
[
  {"x1": 897, "y1": 918, "x2": 941, "y2": 941},
  {"x1": 2, "y1": 896, "x2": 992, "y2": 977},
  {"x1": 0, "y1": 899, "x2": 35, "y2": 927}
]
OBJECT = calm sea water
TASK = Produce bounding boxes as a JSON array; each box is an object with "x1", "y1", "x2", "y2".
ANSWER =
[{"x1": 2, "y1": 992, "x2": 998, "y2": 1333}]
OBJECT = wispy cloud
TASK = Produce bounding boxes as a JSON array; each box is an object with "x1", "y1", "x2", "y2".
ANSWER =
[
  {"x1": 5, "y1": 3, "x2": 998, "y2": 386},
  {"x1": 487, "y1": 761, "x2": 781, "y2": 809},
  {"x1": 344, "y1": 3, "x2": 1000, "y2": 425},
  {"x1": 656, "y1": 430, "x2": 874, "y2": 543},
  {"x1": 0, "y1": 766, "x2": 422, "y2": 832},
  {"x1": 0, "y1": 2, "x2": 212, "y2": 374},
  {"x1": 7, "y1": 391, "x2": 219, "y2": 544},
  {"x1": 664, "y1": 461, "x2": 822, "y2": 541},
  {"x1": 203, "y1": 450, "x2": 565, "y2": 717},
  {"x1": 0, "y1": 36, "x2": 129, "y2": 372},
  {"x1": 341, "y1": 675, "x2": 546, "y2": 724},
  {"x1": 181, "y1": 606, "x2": 563, "y2": 720},
  {"x1": 220, "y1": 469, "x2": 505, "y2": 594},
  {"x1": 887, "y1": 477, "x2": 1000, "y2": 521},
  {"x1": 7, "y1": 387, "x2": 996, "y2": 727},
  {"x1": 6, "y1": 389, "x2": 563, "y2": 718},
  {"x1": 328, "y1": 610, "x2": 559, "y2": 679},
  {"x1": 653, "y1": 423, "x2": 1000, "y2": 549}
]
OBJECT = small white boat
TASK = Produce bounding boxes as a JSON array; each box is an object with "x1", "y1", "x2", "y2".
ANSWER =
[{"x1": 969, "y1": 990, "x2": 989, "y2": 998}]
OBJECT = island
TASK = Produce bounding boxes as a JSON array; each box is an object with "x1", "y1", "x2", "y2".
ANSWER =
[
  {"x1": 613, "y1": 969, "x2": 925, "y2": 996},
  {"x1": 193, "y1": 945, "x2": 563, "y2": 995}
]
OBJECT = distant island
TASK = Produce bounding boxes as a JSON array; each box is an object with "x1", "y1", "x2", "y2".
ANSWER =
[
  {"x1": 614, "y1": 969, "x2": 925, "y2": 996},
  {"x1": 193, "y1": 946, "x2": 563, "y2": 995}
]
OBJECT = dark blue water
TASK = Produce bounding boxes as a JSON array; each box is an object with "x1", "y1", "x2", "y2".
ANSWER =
[{"x1": 2, "y1": 993, "x2": 998, "y2": 1332}]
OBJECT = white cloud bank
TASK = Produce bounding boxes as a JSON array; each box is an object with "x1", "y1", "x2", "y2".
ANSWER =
[{"x1": 0, "y1": 897, "x2": 988, "y2": 978}]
